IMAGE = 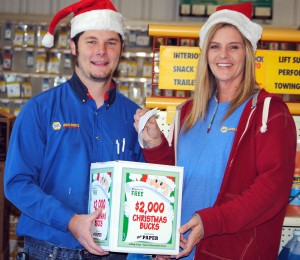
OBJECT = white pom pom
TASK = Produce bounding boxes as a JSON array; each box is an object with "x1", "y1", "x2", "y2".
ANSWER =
[
  {"x1": 42, "y1": 32, "x2": 54, "y2": 48},
  {"x1": 260, "y1": 125, "x2": 267, "y2": 133}
]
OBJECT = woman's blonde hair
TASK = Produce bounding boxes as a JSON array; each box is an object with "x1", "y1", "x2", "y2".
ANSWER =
[{"x1": 184, "y1": 23, "x2": 259, "y2": 133}]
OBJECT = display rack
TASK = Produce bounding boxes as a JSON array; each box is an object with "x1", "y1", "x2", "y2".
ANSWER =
[{"x1": 0, "y1": 19, "x2": 154, "y2": 116}]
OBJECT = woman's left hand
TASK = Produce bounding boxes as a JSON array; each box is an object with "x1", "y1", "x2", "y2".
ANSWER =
[{"x1": 176, "y1": 214, "x2": 203, "y2": 259}]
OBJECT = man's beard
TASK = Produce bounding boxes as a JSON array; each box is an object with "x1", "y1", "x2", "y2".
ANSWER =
[
  {"x1": 90, "y1": 73, "x2": 111, "y2": 82},
  {"x1": 73, "y1": 51, "x2": 113, "y2": 82},
  {"x1": 157, "y1": 186, "x2": 168, "y2": 196}
]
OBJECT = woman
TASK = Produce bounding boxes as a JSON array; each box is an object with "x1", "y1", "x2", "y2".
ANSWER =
[{"x1": 134, "y1": 3, "x2": 296, "y2": 259}]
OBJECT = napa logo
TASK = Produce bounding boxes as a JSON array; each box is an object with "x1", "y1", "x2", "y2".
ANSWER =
[
  {"x1": 52, "y1": 122, "x2": 62, "y2": 130},
  {"x1": 220, "y1": 126, "x2": 237, "y2": 133}
]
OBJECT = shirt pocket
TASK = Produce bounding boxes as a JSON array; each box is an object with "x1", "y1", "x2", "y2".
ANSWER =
[{"x1": 111, "y1": 138, "x2": 139, "y2": 161}]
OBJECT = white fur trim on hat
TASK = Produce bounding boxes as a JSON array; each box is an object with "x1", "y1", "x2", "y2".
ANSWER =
[
  {"x1": 42, "y1": 32, "x2": 55, "y2": 48},
  {"x1": 71, "y1": 9, "x2": 124, "y2": 38},
  {"x1": 199, "y1": 9, "x2": 263, "y2": 51},
  {"x1": 101, "y1": 172, "x2": 112, "y2": 184}
]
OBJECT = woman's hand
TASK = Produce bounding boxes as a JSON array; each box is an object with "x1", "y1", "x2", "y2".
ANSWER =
[
  {"x1": 176, "y1": 214, "x2": 204, "y2": 259},
  {"x1": 134, "y1": 108, "x2": 162, "y2": 148}
]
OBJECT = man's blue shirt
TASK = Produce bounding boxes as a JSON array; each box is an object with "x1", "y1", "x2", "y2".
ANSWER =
[{"x1": 4, "y1": 73, "x2": 144, "y2": 249}]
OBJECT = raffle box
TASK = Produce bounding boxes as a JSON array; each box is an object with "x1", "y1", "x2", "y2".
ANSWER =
[{"x1": 88, "y1": 160, "x2": 183, "y2": 255}]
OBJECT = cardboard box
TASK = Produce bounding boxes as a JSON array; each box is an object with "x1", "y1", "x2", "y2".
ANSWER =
[{"x1": 88, "y1": 160, "x2": 183, "y2": 255}]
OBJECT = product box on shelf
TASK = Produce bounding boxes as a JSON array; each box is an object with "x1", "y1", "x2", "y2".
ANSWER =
[{"x1": 88, "y1": 160, "x2": 183, "y2": 255}]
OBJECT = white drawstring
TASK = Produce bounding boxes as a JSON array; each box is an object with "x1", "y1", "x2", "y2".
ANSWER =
[{"x1": 260, "y1": 97, "x2": 272, "y2": 133}]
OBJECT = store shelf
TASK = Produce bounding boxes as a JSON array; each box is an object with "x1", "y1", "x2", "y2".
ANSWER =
[
  {"x1": 117, "y1": 77, "x2": 151, "y2": 83},
  {"x1": 284, "y1": 206, "x2": 300, "y2": 226},
  {"x1": 145, "y1": 96, "x2": 187, "y2": 109},
  {"x1": 284, "y1": 216, "x2": 300, "y2": 227},
  {"x1": 281, "y1": 214, "x2": 300, "y2": 251},
  {"x1": 9, "y1": 46, "x2": 72, "y2": 54},
  {"x1": 2, "y1": 71, "x2": 71, "y2": 79},
  {"x1": 148, "y1": 24, "x2": 300, "y2": 43}
]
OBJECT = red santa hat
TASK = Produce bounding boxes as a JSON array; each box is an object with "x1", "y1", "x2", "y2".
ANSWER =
[
  {"x1": 102, "y1": 172, "x2": 112, "y2": 184},
  {"x1": 164, "y1": 176, "x2": 175, "y2": 190},
  {"x1": 147, "y1": 175, "x2": 176, "y2": 190},
  {"x1": 199, "y1": 2, "x2": 262, "y2": 51},
  {"x1": 42, "y1": 0, "x2": 124, "y2": 48}
]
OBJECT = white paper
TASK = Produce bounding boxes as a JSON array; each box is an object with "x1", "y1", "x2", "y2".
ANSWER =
[{"x1": 138, "y1": 107, "x2": 159, "y2": 148}]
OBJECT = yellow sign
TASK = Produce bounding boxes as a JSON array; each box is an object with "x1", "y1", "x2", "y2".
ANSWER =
[
  {"x1": 159, "y1": 46, "x2": 200, "y2": 90},
  {"x1": 159, "y1": 46, "x2": 300, "y2": 94},
  {"x1": 255, "y1": 50, "x2": 300, "y2": 94}
]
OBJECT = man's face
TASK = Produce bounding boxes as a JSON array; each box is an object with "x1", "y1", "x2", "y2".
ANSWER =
[{"x1": 70, "y1": 30, "x2": 123, "y2": 83}]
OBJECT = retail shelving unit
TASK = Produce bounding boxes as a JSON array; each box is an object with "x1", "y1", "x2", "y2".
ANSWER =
[{"x1": 0, "y1": 18, "x2": 153, "y2": 116}]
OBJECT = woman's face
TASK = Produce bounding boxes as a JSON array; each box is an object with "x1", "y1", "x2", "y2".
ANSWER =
[{"x1": 207, "y1": 25, "x2": 246, "y2": 88}]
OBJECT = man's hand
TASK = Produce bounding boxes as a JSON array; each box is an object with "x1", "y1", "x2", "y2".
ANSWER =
[{"x1": 68, "y1": 208, "x2": 109, "y2": 256}]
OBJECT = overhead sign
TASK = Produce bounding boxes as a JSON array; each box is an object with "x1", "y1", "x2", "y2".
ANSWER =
[{"x1": 159, "y1": 46, "x2": 300, "y2": 94}]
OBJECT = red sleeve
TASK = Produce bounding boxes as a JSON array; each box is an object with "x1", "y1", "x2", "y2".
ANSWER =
[
  {"x1": 142, "y1": 100, "x2": 192, "y2": 166},
  {"x1": 142, "y1": 133, "x2": 175, "y2": 166}
]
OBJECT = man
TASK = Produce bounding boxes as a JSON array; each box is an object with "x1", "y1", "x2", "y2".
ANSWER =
[{"x1": 4, "y1": 0, "x2": 145, "y2": 259}]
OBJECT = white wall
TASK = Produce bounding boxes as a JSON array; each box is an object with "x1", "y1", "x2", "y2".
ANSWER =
[
  {"x1": 272, "y1": 0, "x2": 300, "y2": 27},
  {"x1": 0, "y1": 0, "x2": 299, "y2": 27}
]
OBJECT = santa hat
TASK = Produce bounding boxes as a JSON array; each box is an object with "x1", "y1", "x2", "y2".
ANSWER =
[
  {"x1": 96, "y1": 171, "x2": 112, "y2": 184},
  {"x1": 102, "y1": 172, "x2": 112, "y2": 184},
  {"x1": 164, "y1": 176, "x2": 176, "y2": 191},
  {"x1": 42, "y1": 0, "x2": 124, "y2": 48},
  {"x1": 199, "y1": 2, "x2": 262, "y2": 51},
  {"x1": 146, "y1": 175, "x2": 176, "y2": 190}
]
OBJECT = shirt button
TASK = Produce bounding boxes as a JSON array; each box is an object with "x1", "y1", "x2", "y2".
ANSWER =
[{"x1": 96, "y1": 136, "x2": 99, "y2": 140}]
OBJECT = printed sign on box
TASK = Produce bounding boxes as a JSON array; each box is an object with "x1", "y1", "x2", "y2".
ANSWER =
[{"x1": 88, "y1": 160, "x2": 183, "y2": 255}]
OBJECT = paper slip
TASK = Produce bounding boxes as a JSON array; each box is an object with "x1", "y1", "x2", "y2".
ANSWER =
[{"x1": 138, "y1": 107, "x2": 159, "y2": 148}]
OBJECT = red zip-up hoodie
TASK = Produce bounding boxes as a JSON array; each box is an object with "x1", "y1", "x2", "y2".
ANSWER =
[{"x1": 143, "y1": 89, "x2": 296, "y2": 259}]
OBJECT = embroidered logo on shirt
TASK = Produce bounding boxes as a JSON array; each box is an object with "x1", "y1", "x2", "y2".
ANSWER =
[
  {"x1": 220, "y1": 126, "x2": 237, "y2": 133},
  {"x1": 52, "y1": 122, "x2": 61, "y2": 130},
  {"x1": 63, "y1": 123, "x2": 80, "y2": 129}
]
